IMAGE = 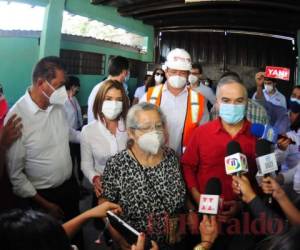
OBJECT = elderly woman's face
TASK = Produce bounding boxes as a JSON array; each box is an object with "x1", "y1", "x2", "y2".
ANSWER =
[{"x1": 134, "y1": 110, "x2": 164, "y2": 134}]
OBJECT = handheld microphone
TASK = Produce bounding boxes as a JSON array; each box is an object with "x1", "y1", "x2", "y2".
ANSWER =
[
  {"x1": 225, "y1": 141, "x2": 248, "y2": 176},
  {"x1": 198, "y1": 178, "x2": 222, "y2": 215},
  {"x1": 251, "y1": 123, "x2": 295, "y2": 145},
  {"x1": 255, "y1": 139, "x2": 278, "y2": 204}
]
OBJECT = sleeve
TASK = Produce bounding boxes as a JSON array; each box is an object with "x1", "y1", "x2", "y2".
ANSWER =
[
  {"x1": 282, "y1": 167, "x2": 297, "y2": 185},
  {"x1": 87, "y1": 85, "x2": 98, "y2": 124},
  {"x1": 199, "y1": 105, "x2": 209, "y2": 125},
  {"x1": 75, "y1": 97, "x2": 83, "y2": 128},
  {"x1": 134, "y1": 87, "x2": 139, "y2": 98},
  {"x1": 80, "y1": 128, "x2": 99, "y2": 184},
  {"x1": 139, "y1": 93, "x2": 147, "y2": 103},
  {"x1": 63, "y1": 102, "x2": 73, "y2": 127},
  {"x1": 180, "y1": 128, "x2": 201, "y2": 191},
  {"x1": 207, "y1": 89, "x2": 216, "y2": 106},
  {"x1": 293, "y1": 163, "x2": 300, "y2": 194},
  {"x1": 275, "y1": 148, "x2": 288, "y2": 166},
  {"x1": 282, "y1": 95, "x2": 287, "y2": 109},
  {"x1": 68, "y1": 126, "x2": 81, "y2": 144},
  {"x1": 101, "y1": 156, "x2": 120, "y2": 203}
]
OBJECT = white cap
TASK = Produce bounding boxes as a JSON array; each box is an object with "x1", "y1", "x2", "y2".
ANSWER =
[{"x1": 164, "y1": 48, "x2": 192, "y2": 71}]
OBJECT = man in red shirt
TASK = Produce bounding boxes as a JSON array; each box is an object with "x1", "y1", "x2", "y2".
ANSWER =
[{"x1": 182, "y1": 76, "x2": 258, "y2": 231}]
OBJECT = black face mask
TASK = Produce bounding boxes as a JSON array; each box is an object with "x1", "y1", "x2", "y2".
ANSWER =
[{"x1": 289, "y1": 99, "x2": 300, "y2": 113}]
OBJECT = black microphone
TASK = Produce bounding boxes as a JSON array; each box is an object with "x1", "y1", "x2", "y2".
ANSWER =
[
  {"x1": 225, "y1": 141, "x2": 248, "y2": 176},
  {"x1": 199, "y1": 178, "x2": 222, "y2": 215},
  {"x1": 255, "y1": 139, "x2": 278, "y2": 204}
]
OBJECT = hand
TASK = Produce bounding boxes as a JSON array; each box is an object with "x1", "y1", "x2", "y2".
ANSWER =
[
  {"x1": 117, "y1": 236, "x2": 131, "y2": 250},
  {"x1": 232, "y1": 175, "x2": 256, "y2": 203},
  {"x1": 93, "y1": 176, "x2": 103, "y2": 198},
  {"x1": 286, "y1": 131, "x2": 300, "y2": 145},
  {"x1": 218, "y1": 200, "x2": 241, "y2": 223},
  {"x1": 255, "y1": 72, "x2": 265, "y2": 88},
  {"x1": 261, "y1": 176, "x2": 286, "y2": 201},
  {"x1": 45, "y1": 201, "x2": 64, "y2": 220},
  {"x1": 0, "y1": 114, "x2": 22, "y2": 150},
  {"x1": 131, "y1": 233, "x2": 159, "y2": 250},
  {"x1": 277, "y1": 137, "x2": 290, "y2": 151},
  {"x1": 186, "y1": 211, "x2": 200, "y2": 235},
  {"x1": 199, "y1": 215, "x2": 218, "y2": 249},
  {"x1": 86, "y1": 201, "x2": 122, "y2": 218}
]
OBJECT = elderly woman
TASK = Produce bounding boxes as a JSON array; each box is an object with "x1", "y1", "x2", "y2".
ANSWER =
[{"x1": 100, "y1": 102, "x2": 186, "y2": 250}]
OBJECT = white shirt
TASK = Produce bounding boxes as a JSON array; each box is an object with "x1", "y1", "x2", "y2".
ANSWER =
[
  {"x1": 80, "y1": 119, "x2": 127, "y2": 184},
  {"x1": 140, "y1": 84, "x2": 209, "y2": 154},
  {"x1": 252, "y1": 89, "x2": 287, "y2": 108},
  {"x1": 194, "y1": 84, "x2": 216, "y2": 106},
  {"x1": 4, "y1": 91, "x2": 72, "y2": 198},
  {"x1": 87, "y1": 81, "x2": 105, "y2": 124},
  {"x1": 64, "y1": 96, "x2": 83, "y2": 130},
  {"x1": 134, "y1": 85, "x2": 146, "y2": 100}
]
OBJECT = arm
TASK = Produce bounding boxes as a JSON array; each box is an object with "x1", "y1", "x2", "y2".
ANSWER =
[{"x1": 63, "y1": 201, "x2": 121, "y2": 238}]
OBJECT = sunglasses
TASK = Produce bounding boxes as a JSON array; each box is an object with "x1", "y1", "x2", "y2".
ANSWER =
[{"x1": 155, "y1": 73, "x2": 164, "y2": 76}]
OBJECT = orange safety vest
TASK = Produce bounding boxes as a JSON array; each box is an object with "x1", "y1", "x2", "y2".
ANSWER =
[{"x1": 146, "y1": 84, "x2": 205, "y2": 152}]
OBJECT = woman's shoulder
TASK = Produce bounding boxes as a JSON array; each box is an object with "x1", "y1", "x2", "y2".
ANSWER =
[
  {"x1": 81, "y1": 120, "x2": 98, "y2": 133},
  {"x1": 106, "y1": 149, "x2": 131, "y2": 166}
]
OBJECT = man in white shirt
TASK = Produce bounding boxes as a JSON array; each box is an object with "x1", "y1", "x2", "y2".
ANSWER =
[
  {"x1": 252, "y1": 72, "x2": 287, "y2": 109},
  {"x1": 140, "y1": 48, "x2": 209, "y2": 155},
  {"x1": 87, "y1": 56, "x2": 129, "y2": 123},
  {"x1": 5, "y1": 57, "x2": 80, "y2": 225},
  {"x1": 188, "y1": 62, "x2": 216, "y2": 108}
]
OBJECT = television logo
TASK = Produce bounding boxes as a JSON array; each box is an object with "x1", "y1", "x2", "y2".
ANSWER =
[{"x1": 225, "y1": 153, "x2": 248, "y2": 175}]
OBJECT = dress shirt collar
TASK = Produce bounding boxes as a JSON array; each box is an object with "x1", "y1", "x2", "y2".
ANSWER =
[
  {"x1": 263, "y1": 88, "x2": 280, "y2": 98},
  {"x1": 213, "y1": 117, "x2": 251, "y2": 136},
  {"x1": 97, "y1": 117, "x2": 126, "y2": 134},
  {"x1": 24, "y1": 89, "x2": 52, "y2": 115}
]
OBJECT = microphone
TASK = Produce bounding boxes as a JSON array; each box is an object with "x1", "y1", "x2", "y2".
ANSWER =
[
  {"x1": 255, "y1": 139, "x2": 278, "y2": 204},
  {"x1": 198, "y1": 178, "x2": 222, "y2": 215},
  {"x1": 225, "y1": 141, "x2": 248, "y2": 176},
  {"x1": 251, "y1": 123, "x2": 295, "y2": 145}
]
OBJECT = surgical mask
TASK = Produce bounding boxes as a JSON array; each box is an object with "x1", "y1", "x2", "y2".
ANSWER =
[
  {"x1": 219, "y1": 103, "x2": 246, "y2": 124},
  {"x1": 43, "y1": 81, "x2": 68, "y2": 105},
  {"x1": 290, "y1": 98, "x2": 300, "y2": 113},
  {"x1": 137, "y1": 130, "x2": 164, "y2": 155},
  {"x1": 102, "y1": 100, "x2": 123, "y2": 120},
  {"x1": 154, "y1": 75, "x2": 164, "y2": 84},
  {"x1": 264, "y1": 84, "x2": 274, "y2": 93},
  {"x1": 168, "y1": 75, "x2": 187, "y2": 89},
  {"x1": 188, "y1": 75, "x2": 198, "y2": 85}
]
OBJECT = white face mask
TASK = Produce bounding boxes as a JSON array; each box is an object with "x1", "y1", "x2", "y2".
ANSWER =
[
  {"x1": 137, "y1": 130, "x2": 164, "y2": 155},
  {"x1": 102, "y1": 100, "x2": 123, "y2": 120},
  {"x1": 154, "y1": 75, "x2": 163, "y2": 84},
  {"x1": 43, "y1": 81, "x2": 68, "y2": 105},
  {"x1": 168, "y1": 75, "x2": 187, "y2": 89},
  {"x1": 188, "y1": 74, "x2": 198, "y2": 85},
  {"x1": 264, "y1": 84, "x2": 274, "y2": 93}
]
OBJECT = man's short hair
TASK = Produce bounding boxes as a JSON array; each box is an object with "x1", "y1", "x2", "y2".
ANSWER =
[
  {"x1": 32, "y1": 56, "x2": 66, "y2": 84},
  {"x1": 65, "y1": 76, "x2": 80, "y2": 90},
  {"x1": 108, "y1": 56, "x2": 129, "y2": 77},
  {"x1": 219, "y1": 71, "x2": 242, "y2": 83},
  {"x1": 191, "y1": 62, "x2": 203, "y2": 74},
  {"x1": 216, "y1": 76, "x2": 248, "y2": 99}
]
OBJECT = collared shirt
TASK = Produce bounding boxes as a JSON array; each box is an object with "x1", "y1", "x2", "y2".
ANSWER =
[
  {"x1": 4, "y1": 91, "x2": 72, "y2": 198},
  {"x1": 80, "y1": 119, "x2": 127, "y2": 184},
  {"x1": 87, "y1": 80, "x2": 105, "y2": 124},
  {"x1": 252, "y1": 89, "x2": 287, "y2": 109},
  {"x1": 140, "y1": 84, "x2": 209, "y2": 154},
  {"x1": 210, "y1": 99, "x2": 269, "y2": 125},
  {"x1": 181, "y1": 118, "x2": 257, "y2": 201},
  {"x1": 64, "y1": 96, "x2": 83, "y2": 130},
  {"x1": 194, "y1": 84, "x2": 216, "y2": 106},
  {"x1": 134, "y1": 85, "x2": 146, "y2": 100}
]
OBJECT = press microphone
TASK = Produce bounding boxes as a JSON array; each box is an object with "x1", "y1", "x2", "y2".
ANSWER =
[
  {"x1": 198, "y1": 178, "x2": 222, "y2": 215},
  {"x1": 255, "y1": 139, "x2": 278, "y2": 204},
  {"x1": 251, "y1": 123, "x2": 295, "y2": 145},
  {"x1": 225, "y1": 141, "x2": 248, "y2": 176}
]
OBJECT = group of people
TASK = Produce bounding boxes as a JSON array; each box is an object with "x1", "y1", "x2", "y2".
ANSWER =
[{"x1": 0, "y1": 47, "x2": 300, "y2": 250}]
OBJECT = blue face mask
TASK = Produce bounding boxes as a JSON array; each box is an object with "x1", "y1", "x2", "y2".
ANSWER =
[
  {"x1": 290, "y1": 98, "x2": 300, "y2": 113},
  {"x1": 219, "y1": 103, "x2": 246, "y2": 124}
]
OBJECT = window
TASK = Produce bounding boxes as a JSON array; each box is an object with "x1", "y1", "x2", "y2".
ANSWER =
[{"x1": 60, "y1": 49, "x2": 106, "y2": 75}]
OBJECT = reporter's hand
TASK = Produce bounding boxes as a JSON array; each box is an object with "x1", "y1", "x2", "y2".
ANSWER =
[
  {"x1": 0, "y1": 114, "x2": 22, "y2": 149},
  {"x1": 232, "y1": 175, "x2": 256, "y2": 203},
  {"x1": 277, "y1": 137, "x2": 290, "y2": 151},
  {"x1": 186, "y1": 211, "x2": 200, "y2": 235},
  {"x1": 218, "y1": 200, "x2": 241, "y2": 223},
  {"x1": 93, "y1": 176, "x2": 103, "y2": 198},
  {"x1": 261, "y1": 176, "x2": 285, "y2": 201},
  {"x1": 86, "y1": 201, "x2": 122, "y2": 218},
  {"x1": 255, "y1": 72, "x2": 265, "y2": 88},
  {"x1": 131, "y1": 233, "x2": 159, "y2": 250},
  {"x1": 199, "y1": 215, "x2": 218, "y2": 249},
  {"x1": 45, "y1": 201, "x2": 64, "y2": 220}
]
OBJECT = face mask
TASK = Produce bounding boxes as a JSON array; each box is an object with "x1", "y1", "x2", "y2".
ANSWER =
[
  {"x1": 154, "y1": 75, "x2": 163, "y2": 84},
  {"x1": 137, "y1": 130, "x2": 164, "y2": 155},
  {"x1": 188, "y1": 75, "x2": 198, "y2": 85},
  {"x1": 102, "y1": 100, "x2": 123, "y2": 120},
  {"x1": 290, "y1": 98, "x2": 300, "y2": 113},
  {"x1": 168, "y1": 75, "x2": 187, "y2": 89},
  {"x1": 219, "y1": 103, "x2": 246, "y2": 125},
  {"x1": 43, "y1": 81, "x2": 68, "y2": 105},
  {"x1": 264, "y1": 84, "x2": 274, "y2": 93}
]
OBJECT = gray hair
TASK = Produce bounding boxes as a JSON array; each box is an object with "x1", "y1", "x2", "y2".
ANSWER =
[
  {"x1": 126, "y1": 102, "x2": 166, "y2": 129},
  {"x1": 216, "y1": 76, "x2": 248, "y2": 99}
]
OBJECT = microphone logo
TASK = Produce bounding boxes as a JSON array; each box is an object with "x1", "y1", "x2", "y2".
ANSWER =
[
  {"x1": 266, "y1": 128, "x2": 274, "y2": 142},
  {"x1": 225, "y1": 158, "x2": 241, "y2": 171}
]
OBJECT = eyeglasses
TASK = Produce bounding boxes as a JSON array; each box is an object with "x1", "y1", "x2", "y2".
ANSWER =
[
  {"x1": 155, "y1": 73, "x2": 164, "y2": 76},
  {"x1": 132, "y1": 123, "x2": 164, "y2": 133}
]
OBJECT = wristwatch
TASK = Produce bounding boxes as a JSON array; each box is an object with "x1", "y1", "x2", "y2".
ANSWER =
[{"x1": 193, "y1": 244, "x2": 207, "y2": 250}]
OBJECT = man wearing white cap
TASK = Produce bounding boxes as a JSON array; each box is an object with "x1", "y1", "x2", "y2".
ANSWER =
[{"x1": 140, "y1": 48, "x2": 209, "y2": 154}]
